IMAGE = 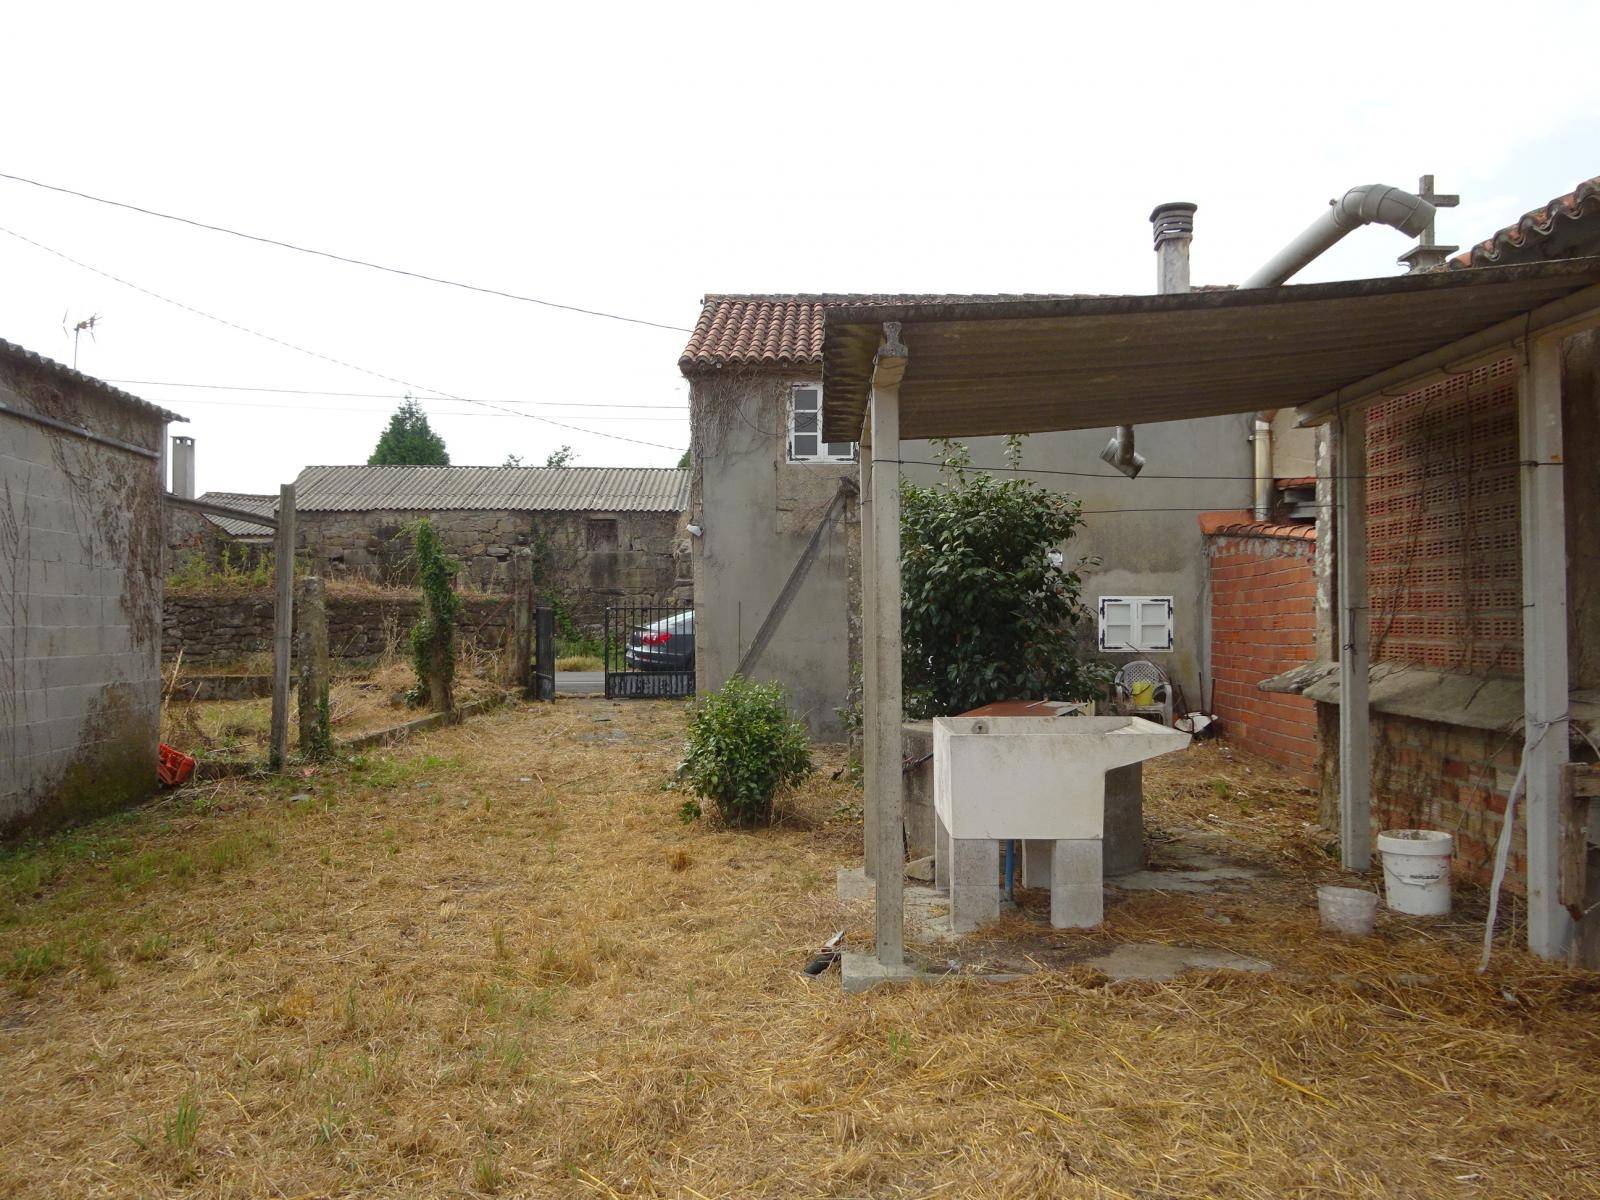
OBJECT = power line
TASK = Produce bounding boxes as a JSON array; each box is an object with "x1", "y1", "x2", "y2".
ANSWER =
[
  {"x1": 0, "y1": 224, "x2": 686, "y2": 453},
  {"x1": 103, "y1": 378, "x2": 686, "y2": 411},
  {"x1": 0, "y1": 169, "x2": 693, "y2": 333},
  {"x1": 166, "y1": 395, "x2": 686, "y2": 420}
]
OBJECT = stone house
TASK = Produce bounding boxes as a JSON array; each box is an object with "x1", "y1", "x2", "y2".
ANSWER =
[
  {"x1": 680, "y1": 293, "x2": 1258, "y2": 740},
  {"x1": 288, "y1": 464, "x2": 690, "y2": 623},
  {"x1": 1, "y1": 338, "x2": 184, "y2": 833}
]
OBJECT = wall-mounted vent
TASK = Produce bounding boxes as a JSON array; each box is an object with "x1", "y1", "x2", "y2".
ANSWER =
[{"x1": 1098, "y1": 596, "x2": 1174, "y2": 653}]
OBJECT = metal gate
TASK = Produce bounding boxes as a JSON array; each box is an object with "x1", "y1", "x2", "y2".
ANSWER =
[
  {"x1": 604, "y1": 604, "x2": 695, "y2": 699},
  {"x1": 532, "y1": 605, "x2": 556, "y2": 701}
]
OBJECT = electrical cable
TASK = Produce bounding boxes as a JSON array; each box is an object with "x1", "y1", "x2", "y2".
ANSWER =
[
  {"x1": 0, "y1": 224, "x2": 686, "y2": 453},
  {"x1": 0, "y1": 169, "x2": 692, "y2": 333},
  {"x1": 102, "y1": 379, "x2": 685, "y2": 410}
]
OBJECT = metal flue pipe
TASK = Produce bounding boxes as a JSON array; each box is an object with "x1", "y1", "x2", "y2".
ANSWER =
[
  {"x1": 1106, "y1": 202, "x2": 1197, "y2": 479},
  {"x1": 1242, "y1": 183, "x2": 1437, "y2": 516},
  {"x1": 1243, "y1": 184, "x2": 1436, "y2": 289}
]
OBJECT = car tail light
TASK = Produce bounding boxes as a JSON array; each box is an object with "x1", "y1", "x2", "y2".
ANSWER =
[{"x1": 638, "y1": 631, "x2": 671, "y2": 645}]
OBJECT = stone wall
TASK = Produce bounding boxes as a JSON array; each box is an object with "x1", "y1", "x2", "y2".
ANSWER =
[
  {"x1": 297, "y1": 507, "x2": 685, "y2": 625},
  {"x1": 1, "y1": 353, "x2": 166, "y2": 834},
  {"x1": 163, "y1": 589, "x2": 514, "y2": 665},
  {"x1": 1205, "y1": 523, "x2": 1319, "y2": 781}
]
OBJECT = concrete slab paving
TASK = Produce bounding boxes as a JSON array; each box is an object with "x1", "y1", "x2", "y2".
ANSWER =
[
  {"x1": 1086, "y1": 942, "x2": 1272, "y2": 982},
  {"x1": 1109, "y1": 866, "x2": 1260, "y2": 893}
]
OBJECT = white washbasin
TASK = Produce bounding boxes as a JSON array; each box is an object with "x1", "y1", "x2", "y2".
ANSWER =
[{"x1": 933, "y1": 715, "x2": 1190, "y2": 841}]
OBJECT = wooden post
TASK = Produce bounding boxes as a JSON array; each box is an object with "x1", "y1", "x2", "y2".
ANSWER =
[
  {"x1": 860, "y1": 413, "x2": 878, "y2": 881},
  {"x1": 1519, "y1": 336, "x2": 1573, "y2": 959},
  {"x1": 268, "y1": 482, "x2": 297, "y2": 771},
  {"x1": 295, "y1": 576, "x2": 331, "y2": 758},
  {"x1": 870, "y1": 324, "x2": 908, "y2": 968},
  {"x1": 1333, "y1": 408, "x2": 1372, "y2": 871}
]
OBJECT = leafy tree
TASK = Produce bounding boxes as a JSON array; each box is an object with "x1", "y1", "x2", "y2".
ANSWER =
[
  {"x1": 899, "y1": 437, "x2": 1108, "y2": 718},
  {"x1": 369, "y1": 398, "x2": 449, "y2": 466},
  {"x1": 543, "y1": 445, "x2": 575, "y2": 468},
  {"x1": 677, "y1": 449, "x2": 691, "y2": 469},
  {"x1": 502, "y1": 453, "x2": 525, "y2": 468}
]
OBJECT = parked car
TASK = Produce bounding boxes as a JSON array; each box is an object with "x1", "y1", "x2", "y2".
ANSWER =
[{"x1": 624, "y1": 611, "x2": 694, "y2": 672}]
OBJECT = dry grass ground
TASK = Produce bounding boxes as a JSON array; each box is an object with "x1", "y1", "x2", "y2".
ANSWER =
[
  {"x1": 161, "y1": 655, "x2": 503, "y2": 760},
  {"x1": 2, "y1": 703, "x2": 1598, "y2": 1198}
]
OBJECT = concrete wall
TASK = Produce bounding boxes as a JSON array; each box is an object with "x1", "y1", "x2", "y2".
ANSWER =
[
  {"x1": 1, "y1": 358, "x2": 166, "y2": 834},
  {"x1": 1205, "y1": 525, "x2": 1318, "y2": 780},
  {"x1": 297, "y1": 507, "x2": 686, "y2": 626},
  {"x1": 690, "y1": 369, "x2": 1253, "y2": 738},
  {"x1": 163, "y1": 588, "x2": 515, "y2": 664},
  {"x1": 690, "y1": 374, "x2": 857, "y2": 738}
]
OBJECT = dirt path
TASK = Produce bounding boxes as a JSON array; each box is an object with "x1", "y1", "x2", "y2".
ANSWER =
[{"x1": 2, "y1": 701, "x2": 1597, "y2": 1198}]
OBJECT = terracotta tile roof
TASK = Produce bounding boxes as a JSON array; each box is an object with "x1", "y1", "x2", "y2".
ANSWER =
[
  {"x1": 1275, "y1": 475, "x2": 1316, "y2": 488},
  {"x1": 678, "y1": 293, "x2": 1071, "y2": 373},
  {"x1": 1451, "y1": 175, "x2": 1600, "y2": 269},
  {"x1": 1208, "y1": 519, "x2": 1317, "y2": 541}
]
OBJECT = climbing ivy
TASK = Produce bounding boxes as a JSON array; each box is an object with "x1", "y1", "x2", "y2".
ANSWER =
[{"x1": 407, "y1": 518, "x2": 462, "y2": 711}]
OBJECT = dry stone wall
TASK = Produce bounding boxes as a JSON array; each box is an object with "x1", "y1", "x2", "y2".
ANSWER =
[
  {"x1": 163, "y1": 589, "x2": 514, "y2": 665},
  {"x1": 296, "y1": 508, "x2": 686, "y2": 624}
]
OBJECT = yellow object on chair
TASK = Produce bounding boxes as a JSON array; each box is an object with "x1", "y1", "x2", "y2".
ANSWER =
[{"x1": 1130, "y1": 680, "x2": 1155, "y2": 706}]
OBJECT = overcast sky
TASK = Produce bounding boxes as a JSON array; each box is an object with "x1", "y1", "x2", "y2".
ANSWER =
[{"x1": 3, "y1": 2, "x2": 1598, "y2": 496}]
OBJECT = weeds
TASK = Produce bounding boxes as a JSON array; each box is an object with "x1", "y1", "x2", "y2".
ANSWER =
[{"x1": 164, "y1": 1092, "x2": 200, "y2": 1153}]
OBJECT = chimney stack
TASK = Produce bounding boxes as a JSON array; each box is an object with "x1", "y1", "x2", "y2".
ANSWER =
[
  {"x1": 1149, "y1": 202, "x2": 1196, "y2": 295},
  {"x1": 171, "y1": 435, "x2": 196, "y2": 499}
]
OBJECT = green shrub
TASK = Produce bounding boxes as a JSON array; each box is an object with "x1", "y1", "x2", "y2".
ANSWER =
[{"x1": 678, "y1": 677, "x2": 813, "y2": 827}]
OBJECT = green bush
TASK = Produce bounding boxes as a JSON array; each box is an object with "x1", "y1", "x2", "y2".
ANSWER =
[{"x1": 678, "y1": 677, "x2": 813, "y2": 827}]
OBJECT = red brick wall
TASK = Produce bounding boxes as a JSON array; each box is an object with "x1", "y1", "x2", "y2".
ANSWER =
[
  {"x1": 1206, "y1": 526, "x2": 1318, "y2": 781},
  {"x1": 1318, "y1": 705, "x2": 1524, "y2": 891}
]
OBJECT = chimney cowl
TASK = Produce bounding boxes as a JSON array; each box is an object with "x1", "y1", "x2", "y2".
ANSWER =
[{"x1": 1149, "y1": 201, "x2": 1198, "y2": 246}]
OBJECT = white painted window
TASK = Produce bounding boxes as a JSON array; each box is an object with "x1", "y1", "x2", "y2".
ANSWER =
[
  {"x1": 1098, "y1": 596, "x2": 1174, "y2": 653},
  {"x1": 788, "y1": 384, "x2": 856, "y2": 463}
]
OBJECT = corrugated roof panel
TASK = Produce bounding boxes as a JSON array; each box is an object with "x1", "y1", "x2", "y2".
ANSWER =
[
  {"x1": 0, "y1": 337, "x2": 187, "y2": 423},
  {"x1": 196, "y1": 491, "x2": 276, "y2": 537},
  {"x1": 291, "y1": 465, "x2": 689, "y2": 513}
]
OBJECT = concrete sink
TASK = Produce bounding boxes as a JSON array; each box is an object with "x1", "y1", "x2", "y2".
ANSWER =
[{"x1": 932, "y1": 715, "x2": 1190, "y2": 931}]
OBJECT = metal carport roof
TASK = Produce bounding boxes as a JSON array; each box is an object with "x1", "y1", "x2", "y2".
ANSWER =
[{"x1": 820, "y1": 257, "x2": 1600, "y2": 442}]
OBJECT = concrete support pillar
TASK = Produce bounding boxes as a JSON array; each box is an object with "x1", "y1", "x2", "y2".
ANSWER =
[
  {"x1": 1333, "y1": 409, "x2": 1372, "y2": 871},
  {"x1": 1520, "y1": 336, "x2": 1574, "y2": 959},
  {"x1": 949, "y1": 837, "x2": 1000, "y2": 933},
  {"x1": 933, "y1": 808, "x2": 950, "y2": 893},
  {"x1": 1021, "y1": 839, "x2": 1053, "y2": 888},
  {"x1": 295, "y1": 576, "x2": 330, "y2": 759},
  {"x1": 1103, "y1": 762, "x2": 1146, "y2": 876},
  {"x1": 1050, "y1": 839, "x2": 1104, "y2": 929},
  {"x1": 860, "y1": 418, "x2": 878, "y2": 881},
  {"x1": 867, "y1": 330, "x2": 907, "y2": 967}
]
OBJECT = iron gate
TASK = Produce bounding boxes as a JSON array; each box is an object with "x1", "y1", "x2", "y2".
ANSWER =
[{"x1": 604, "y1": 604, "x2": 695, "y2": 699}]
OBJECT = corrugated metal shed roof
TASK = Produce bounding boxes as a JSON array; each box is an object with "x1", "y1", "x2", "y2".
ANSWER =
[
  {"x1": 292, "y1": 465, "x2": 690, "y2": 514},
  {"x1": 0, "y1": 338, "x2": 187, "y2": 424},
  {"x1": 819, "y1": 258, "x2": 1600, "y2": 442},
  {"x1": 196, "y1": 491, "x2": 276, "y2": 537}
]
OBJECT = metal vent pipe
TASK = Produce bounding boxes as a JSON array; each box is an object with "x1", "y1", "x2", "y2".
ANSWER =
[
  {"x1": 1107, "y1": 202, "x2": 1198, "y2": 479},
  {"x1": 1242, "y1": 183, "x2": 1437, "y2": 517}
]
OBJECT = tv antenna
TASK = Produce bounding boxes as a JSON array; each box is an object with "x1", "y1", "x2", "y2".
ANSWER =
[{"x1": 62, "y1": 311, "x2": 102, "y2": 369}]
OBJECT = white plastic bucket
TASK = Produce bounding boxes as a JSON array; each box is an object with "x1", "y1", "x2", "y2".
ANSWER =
[
  {"x1": 1317, "y1": 885, "x2": 1379, "y2": 935},
  {"x1": 1377, "y1": 829, "x2": 1453, "y2": 916}
]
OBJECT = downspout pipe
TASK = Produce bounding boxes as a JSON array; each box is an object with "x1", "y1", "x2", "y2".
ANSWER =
[{"x1": 1242, "y1": 184, "x2": 1436, "y2": 517}]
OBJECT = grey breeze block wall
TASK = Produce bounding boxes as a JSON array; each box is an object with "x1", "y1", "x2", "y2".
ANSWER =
[
  {"x1": 692, "y1": 371, "x2": 1255, "y2": 738},
  {"x1": 1, "y1": 358, "x2": 166, "y2": 834},
  {"x1": 297, "y1": 508, "x2": 687, "y2": 625},
  {"x1": 164, "y1": 590, "x2": 515, "y2": 664}
]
